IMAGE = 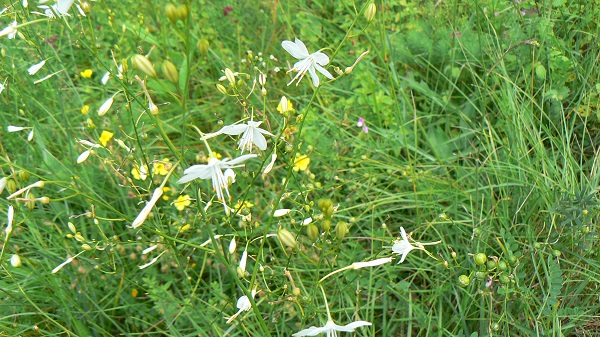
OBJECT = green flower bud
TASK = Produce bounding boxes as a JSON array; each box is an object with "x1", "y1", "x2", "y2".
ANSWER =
[
  {"x1": 216, "y1": 84, "x2": 227, "y2": 95},
  {"x1": 197, "y1": 39, "x2": 210, "y2": 56},
  {"x1": 307, "y1": 224, "x2": 319, "y2": 241},
  {"x1": 82, "y1": 244, "x2": 92, "y2": 251},
  {"x1": 474, "y1": 253, "x2": 487, "y2": 266},
  {"x1": 458, "y1": 275, "x2": 470, "y2": 287},
  {"x1": 497, "y1": 260, "x2": 508, "y2": 271},
  {"x1": 131, "y1": 54, "x2": 156, "y2": 77},
  {"x1": 335, "y1": 221, "x2": 349, "y2": 240},
  {"x1": 165, "y1": 4, "x2": 178, "y2": 23},
  {"x1": 162, "y1": 60, "x2": 179, "y2": 84},
  {"x1": 18, "y1": 171, "x2": 30, "y2": 182},
  {"x1": 320, "y1": 219, "x2": 331, "y2": 231},
  {"x1": 552, "y1": 249, "x2": 561, "y2": 257},
  {"x1": 277, "y1": 228, "x2": 297, "y2": 249},
  {"x1": 364, "y1": 2, "x2": 376, "y2": 22}
]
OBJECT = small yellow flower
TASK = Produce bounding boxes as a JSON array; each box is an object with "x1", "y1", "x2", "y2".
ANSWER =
[
  {"x1": 152, "y1": 158, "x2": 172, "y2": 176},
  {"x1": 81, "y1": 105, "x2": 90, "y2": 115},
  {"x1": 162, "y1": 187, "x2": 171, "y2": 200},
  {"x1": 293, "y1": 153, "x2": 310, "y2": 172},
  {"x1": 99, "y1": 130, "x2": 114, "y2": 146},
  {"x1": 174, "y1": 195, "x2": 191, "y2": 211},
  {"x1": 234, "y1": 200, "x2": 254, "y2": 210},
  {"x1": 131, "y1": 164, "x2": 149, "y2": 180},
  {"x1": 80, "y1": 69, "x2": 93, "y2": 79}
]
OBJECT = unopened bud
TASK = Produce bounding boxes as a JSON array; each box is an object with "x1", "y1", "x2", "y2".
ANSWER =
[
  {"x1": 6, "y1": 179, "x2": 17, "y2": 194},
  {"x1": 68, "y1": 222, "x2": 77, "y2": 233},
  {"x1": 10, "y1": 254, "x2": 22, "y2": 267},
  {"x1": 277, "y1": 228, "x2": 297, "y2": 249},
  {"x1": 80, "y1": 1, "x2": 91, "y2": 13},
  {"x1": 82, "y1": 243, "x2": 92, "y2": 251},
  {"x1": 162, "y1": 60, "x2": 179, "y2": 84},
  {"x1": 149, "y1": 102, "x2": 159, "y2": 115},
  {"x1": 165, "y1": 4, "x2": 178, "y2": 23},
  {"x1": 216, "y1": 83, "x2": 227, "y2": 94},
  {"x1": 131, "y1": 54, "x2": 156, "y2": 77},
  {"x1": 335, "y1": 221, "x2": 349, "y2": 240},
  {"x1": 224, "y1": 68, "x2": 235, "y2": 84},
  {"x1": 197, "y1": 39, "x2": 210, "y2": 56},
  {"x1": 98, "y1": 96, "x2": 114, "y2": 116},
  {"x1": 307, "y1": 224, "x2": 319, "y2": 241},
  {"x1": 365, "y1": 2, "x2": 376, "y2": 22},
  {"x1": 40, "y1": 196, "x2": 50, "y2": 204}
]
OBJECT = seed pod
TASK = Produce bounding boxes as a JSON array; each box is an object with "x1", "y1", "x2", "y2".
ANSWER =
[
  {"x1": 165, "y1": 4, "x2": 178, "y2": 23},
  {"x1": 475, "y1": 271, "x2": 487, "y2": 280},
  {"x1": 497, "y1": 260, "x2": 508, "y2": 271},
  {"x1": 320, "y1": 219, "x2": 331, "y2": 231},
  {"x1": 18, "y1": 171, "x2": 30, "y2": 182},
  {"x1": 323, "y1": 205, "x2": 334, "y2": 219},
  {"x1": 364, "y1": 2, "x2": 376, "y2": 22},
  {"x1": 474, "y1": 253, "x2": 487, "y2": 266},
  {"x1": 458, "y1": 275, "x2": 470, "y2": 287},
  {"x1": 317, "y1": 198, "x2": 332, "y2": 212},
  {"x1": 26, "y1": 192, "x2": 36, "y2": 210},
  {"x1": 175, "y1": 5, "x2": 188, "y2": 20},
  {"x1": 335, "y1": 221, "x2": 349, "y2": 240},
  {"x1": 486, "y1": 260, "x2": 497, "y2": 271},
  {"x1": 507, "y1": 254, "x2": 518, "y2": 267},
  {"x1": 277, "y1": 228, "x2": 297, "y2": 249},
  {"x1": 306, "y1": 224, "x2": 319, "y2": 241},
  {"x1": 197, "y1": 39, "x2": 210, "y2": 56},
  {"x1": 216, "y1": 84, "x2": 227, "y2": 95},
  {"x1": 162, "y1": 60, "x2": 179, "y2": 84},
  {"x1": 131, "y1": 54, "x2": 156, "y2": 77},
  {"x1": 499, "y1": 274, "x2": 511, "y2": 285}
]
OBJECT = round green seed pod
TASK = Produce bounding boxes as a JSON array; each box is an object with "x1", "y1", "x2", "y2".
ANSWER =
[
  {"x1": 320, "y1": 219, "x2": 331, "y2": 231},
  {"x1": 161, "y1": 60, "x2": 179, "y2": 84},
  {"x1": 486, "y1": 260, "x2": 497, "y2": 271},
  {"x1": 458, "y1": 275, "x2": 471, "y2": 287},
  {"x1": 165, "y1": 4, "x2": 178, "y2": 23},
  {"x1": 475, "y1": 271, "x2": 487, "y2": 280},
  {"x1": 307, "y1": 224, "x2": 319, "y2": 241},
  {"x1": 499, "y1": 274, "x2": 511, "y2": 285},
  {"x1": 335, "y1": 221, "x2": 349, "y2": 240},
  {"x1": 497, "y1": 260, "x2": 508, "y2": 271},
  {"x1": 474, "y1": 253, "x2": 487, "y2": 266},
  {"x1": 507, "y1": 254, "x2": 518, "y2": 267}
]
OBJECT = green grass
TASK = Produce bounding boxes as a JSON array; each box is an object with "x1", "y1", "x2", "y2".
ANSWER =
[{"x1": 1, "y1": 0, "x2": 600, "y2": 336}]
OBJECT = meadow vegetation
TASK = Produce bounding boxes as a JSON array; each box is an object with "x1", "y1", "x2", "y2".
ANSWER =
[{"x1": 1, "y1": 0, "x2": 600, "y2": 336}]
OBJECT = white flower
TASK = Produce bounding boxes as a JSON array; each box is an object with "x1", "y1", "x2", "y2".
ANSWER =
[
  {"x1": 98, "y1": 96, "x2": 114, "y2": 116},
  {"x1": 226, "y1": 289, "x2": 258, "y2": 324},
  {"x1": 101, "y1": 71, "x2": 111, "y2": 85},
  {"x1": 293, "y1": 319, "x2": 372, "y2": 337},
  {"x1": 178, "y1": 154, "x2": 257, "y2": 213},
  {"x1": 351, "y1": 257, "x2": 393, "y2": 270},
  {"x1": 76, "y1": 150, "x2": 91, "y2": 164},
  {"x1": 129, "y1": 187, "x2": 164, "y2": 229},
  {"x1": 391, "y1": 226, "x2": 415, "y2": 263},
  {"x1": 28, "y1": 60, "x2": 46, "y2": 76},
  {"x1": 282, "y1": 38, "x2": 334, "y2": 87},
  {"x1": 8, "y1": 126, "x2": 26, "y2": 132},
  {"x1": 39, "y1": 0, "x2": 75, "y2": 18},
  {"x1": 0, "y1": 21, "x2": 17, "y2": 39},
  {"x1": 273, "y1": 208, "x2": 291, "y2": 217},
  {"x1": 203, "y1": 121, "x2": 273, "y2": 153}
]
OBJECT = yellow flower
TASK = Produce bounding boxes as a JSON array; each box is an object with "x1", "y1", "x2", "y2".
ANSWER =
[
  {"x1": 174, "y1": 195, "x2": 191, "y2": 211},
  {"x1": 293, "y1": 153, "x2": 310, "y2": 172},
  {"x1": 152, "y1": 158, "x2": 172, "y2": 175},
  {"x1": 99, "y1": 130, "x2": 114, "y2": 146},
  {"x1": 131, "y1": 164, "x2": 149, "y2": 180},
  {"x1": 234, "y1": 200, "x2": 254, "y2": 210},
  {"x1": 179, "y1": 224, "x2": 191, "y2": 233},
  {"x1": 81, "y1": 105, "x2": 90, "y2": 115},
  {"x1": 211, "y1": 151, "x2": 222, "y2": 160},
  {"x1": 162, "y1": 187, "x2": 171, "y2": 200},
  {"x1": 80, "y1": 69, "x2": 93, "y2": 79}
]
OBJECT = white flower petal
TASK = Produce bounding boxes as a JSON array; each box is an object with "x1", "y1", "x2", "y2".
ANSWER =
[
  {"x1": 314, "y1": 63, "x2": 334, "y2": 80},
  {"x1": 282, "y1": 39, "x2": 309, "y2": 59},
  {"x1": 28, "y1": 60, "x2": 46, "y2": 76},
  {"x1": 311, "y1": 52, "x2": 330, "y2": 66}
]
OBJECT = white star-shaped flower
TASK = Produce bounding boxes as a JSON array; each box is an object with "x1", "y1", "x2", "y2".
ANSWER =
[
  {"x1": 293, "y1": 319, "x2": 372, "y2": 337},
  {"x1": 178, "y1": 154, "x2": 256, "y2": 213},
  {"x1": 391, "y1": 226, "x2": 416, "y2": 263},
  {"x1": 203, "y1": 121, "x2": 273, "y2": 153},
  {"x1": 38, "y1": 0, "x2": 75, "y2": 18},
  {"x1": 0, "y1": 21, "x2": 17, "y2": 39},
  {"x1": 282, "y1": 38, "x2": 334, "y2": 87}
]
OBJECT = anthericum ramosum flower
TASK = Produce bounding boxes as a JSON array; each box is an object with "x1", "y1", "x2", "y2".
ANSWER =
[
  {"x1": 202, "y1": 121, "x2": 273, "y2": 153},
  {"x1": 28, "y1": 60, "x2": 46, "y2": 76},
  {"x1": 39, "y1": 0, "x2": 75, "y2": 18},
  {"x1": 0, "y1": 21, "x2": 17, "y2": 39},
  {"x1": 282, "y1": 38, "x2": 334, "y2": 87},
  {"x1": 226, "y1": 289, "x2": 258, "y2": 324},
  {"x1": 293, "y1": 319, "x2": 372, "y2": 337},
  {"x1": 129, "y1": 187, "x2": 163, "y2": 229},
  {"x1": 177, "y1": 154, "x2": 257, "y2": 214},
  {"x1": 390, "y1": 226, "x2": 442, "y2": 264},
  {"x1": 262, "y1": 153, "x2": 277, "y2": 178}
]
